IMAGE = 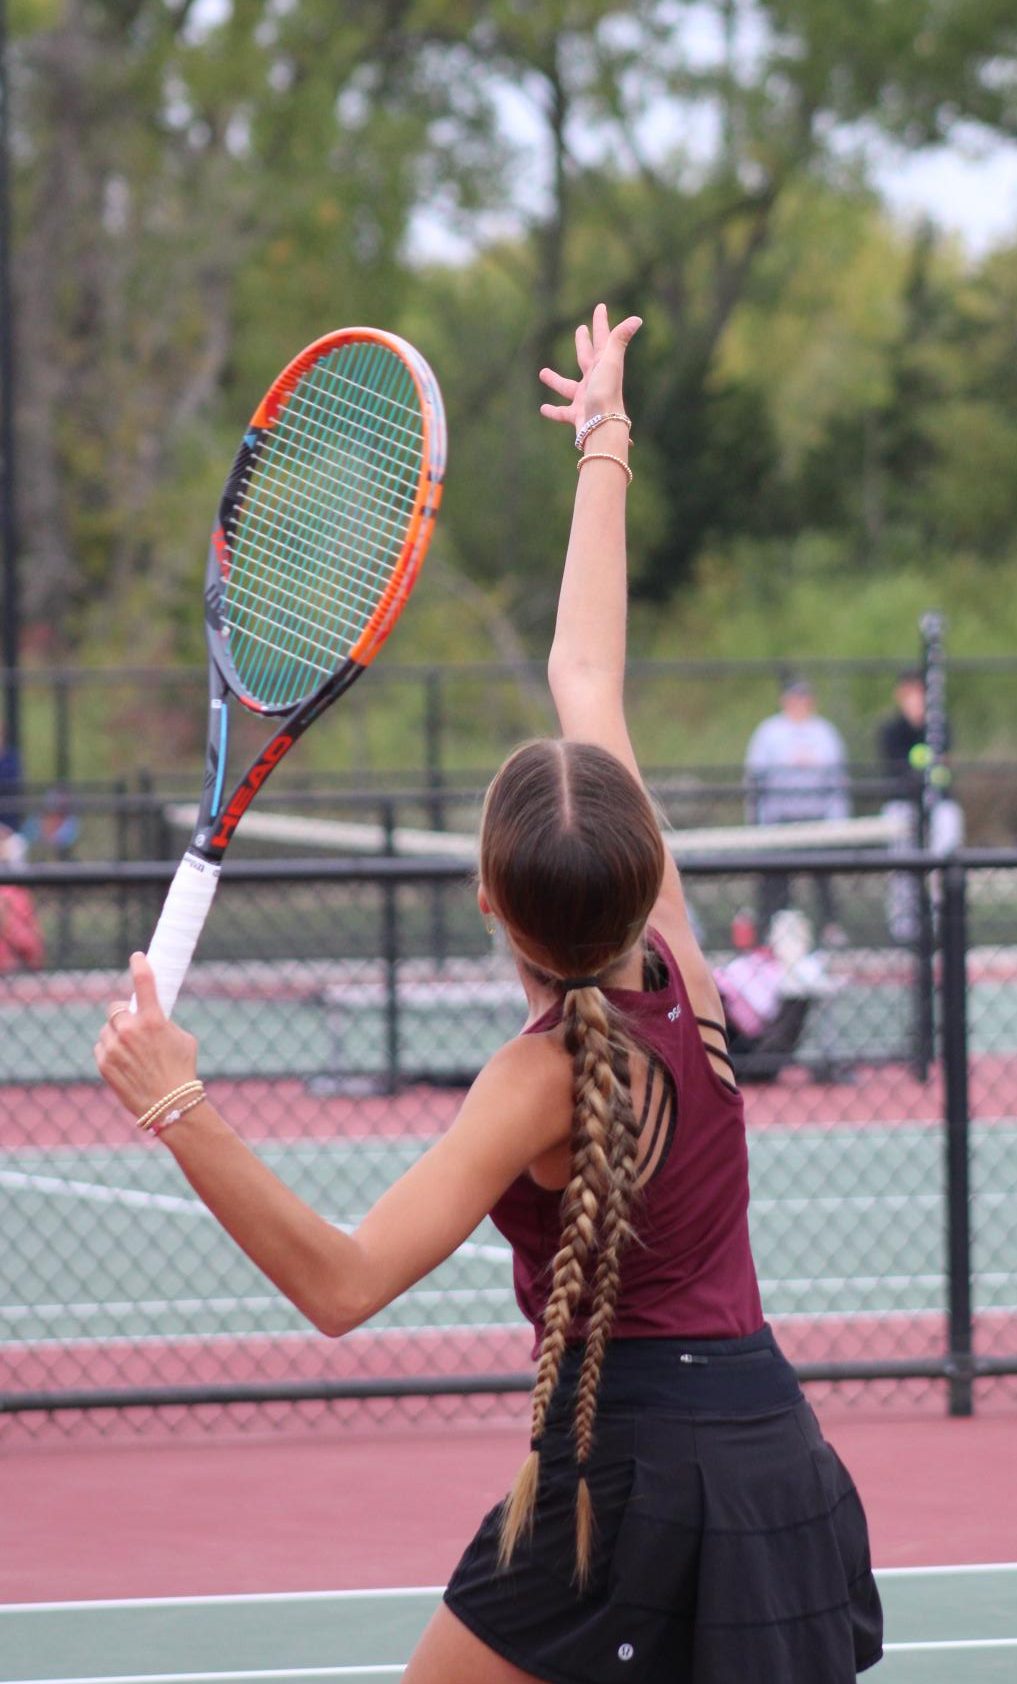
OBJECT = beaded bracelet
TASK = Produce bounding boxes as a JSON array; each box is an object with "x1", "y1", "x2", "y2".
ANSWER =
[
  {"x1": 135, "y1": 1080, "x2": 206, "y2": 1136},
  {"x1": 149, "y1": 1090, "x2": 207, "y2": 1139},
  {"x1": 576, "y1": 451, "x2": 633, "y2": 485},
  {"x1": 574, "y1": 412, "x2": 632, "y2": 452}
]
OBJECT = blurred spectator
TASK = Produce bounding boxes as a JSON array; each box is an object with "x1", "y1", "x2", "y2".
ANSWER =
[
  {"x1": 744, "y1": 677, "x2": 850, "y2": 946},
  {"x1": 0, "y1": 731, "x2": 21, "y2": 835},
  {"x1": 878, "y1": 668, "x2": 964, "y2": 944},
  {"x1": 715, "y1": 910, "x2": 835, "y2": 1077},
  {"x1": 0, "y1": 824, "x2": 44, "y2": 971}
]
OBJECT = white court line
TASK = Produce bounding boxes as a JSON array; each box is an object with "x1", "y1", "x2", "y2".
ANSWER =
[
  {"x1": 0, "y1": 1171, "x2": 208, "y2": 1217},
  {"x1": 0, "y1": 1587, "x2": 444, "y2": 1614},
  {"x1": 4, "y1": 1566, "x2": 1014, "y2": 1613},
  {"x1": 9, "y1": 1646, "x2": 1017, "y2": 1684},
  {"x1": 878, "y1": 1562, "x2": 1017, "y2": 1577},
  {"x1": 885, "y1": 1639, "x2": 1017, "y2": 1653},
  {"x1": 0, "y1": 1671, "x2": 402, "y2": 1683},
  {"x1": 751, "y1": 1193, "x2": 1012, "y2": 1212},
  {"x1": 8, "y1": 1168, "x2": 1014, "y2": 1231},
  {"x1": 0, "y1": 1173, "x2": 510, "y2": 1263}
]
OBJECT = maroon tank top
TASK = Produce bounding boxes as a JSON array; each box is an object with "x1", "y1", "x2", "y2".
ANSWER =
[{"x1": 489, "y1": 928, "x2": 764, "y2": 1347}]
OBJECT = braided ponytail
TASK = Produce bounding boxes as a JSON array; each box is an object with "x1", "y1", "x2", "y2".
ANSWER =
[
  {"x1": 564, "y1": 984, "x2": 643, "y2": 1585},
  {"x1": 498, "y1": 981, "x2": 644, "y2": 1585},
  {"x1": 480, "y1": 739, "x2": 665, "y2": 1584}
]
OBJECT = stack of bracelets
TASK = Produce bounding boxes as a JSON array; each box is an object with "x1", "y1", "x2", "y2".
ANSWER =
[
  {"x1": 135, "y1": 1081, "x2": 207, "y2": 1139},
  {"x1": 574, "y1": 411, "x2": 633, "y2": 485}
]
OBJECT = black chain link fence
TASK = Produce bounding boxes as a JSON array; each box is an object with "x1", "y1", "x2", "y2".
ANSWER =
[{"x1": 2, "y1": 852, "x2": 1015, "y2": 1437}]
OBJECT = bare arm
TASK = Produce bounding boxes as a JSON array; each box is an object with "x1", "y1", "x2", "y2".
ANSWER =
[
  {"x1": 95, "y1": 955, "x2": 571, "y2": 1337},
  {"x1": 541, "y1": 304, "x2": 721, "y2": 1018}
]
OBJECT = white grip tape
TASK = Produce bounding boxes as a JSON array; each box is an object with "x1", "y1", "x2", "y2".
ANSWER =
[{"x1": 144, "y1": 851, "x2": 221, "y2": 1018}]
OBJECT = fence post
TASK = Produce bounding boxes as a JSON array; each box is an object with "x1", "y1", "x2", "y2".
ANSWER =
[
  {"x1": 940, "y1": 860, "x2": 974, "y2": 1417},
  {"x1": 424, "y1": 668, "x2": 448, "y2": 966},
  {"x1": 913, "y1": 854, "x2": 936, "y2": 1082},
  {"x1": 53, "y1": 671, "x2": 72, "y2": 785},
  {"x1": 380, "y1": 800, "x2": 400, "y2": 1095},
  {"x1": 423, "y1": 667, "x2": 444, "y2": 798}
]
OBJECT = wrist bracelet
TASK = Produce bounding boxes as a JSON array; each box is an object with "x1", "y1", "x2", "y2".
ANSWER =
[
  {"x1": 149, "y1": 1089, "x2": 207, "y2": 1138},
  {"x1": 135, "y1": 1080, "x2": 205, "y2": 1135},
  {"x1": 574, "y1": 412, "x2": 632, "y2": 452},
  {"x1": 576, "y1": 451, "x2": 633, "y2": 485}
]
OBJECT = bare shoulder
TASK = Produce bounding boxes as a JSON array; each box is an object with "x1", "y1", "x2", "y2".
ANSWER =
[{"x1": 454, "y1": 1027, "x2": 573, "y2": 1161}]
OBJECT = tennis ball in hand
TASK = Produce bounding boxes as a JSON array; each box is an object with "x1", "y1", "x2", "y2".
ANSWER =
[{"x1": 908, "y1": 744, "x2": 933, "y2": 770}]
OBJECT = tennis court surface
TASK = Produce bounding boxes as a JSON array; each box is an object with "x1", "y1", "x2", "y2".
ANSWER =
[{"x1": 3, "y1": 1569, "x2": 1016, "y2": 1683}]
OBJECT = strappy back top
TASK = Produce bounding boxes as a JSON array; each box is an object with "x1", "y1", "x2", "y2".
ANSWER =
[{"x1": 489, "y1": 928, "x2": 764, "y2": 1347}]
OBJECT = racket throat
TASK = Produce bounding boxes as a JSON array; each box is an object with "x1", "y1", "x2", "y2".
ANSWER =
[
  {"x1": 200, "y1": 659, "x2": 363, "y2": 855},
  {"x1": 206, "y1": 731, "x2": 297, "y2": 853}
]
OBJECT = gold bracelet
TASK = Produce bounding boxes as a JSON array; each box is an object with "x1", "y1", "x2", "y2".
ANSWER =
[
  {"x1": 135, "y1": 1080, "x2": 205, "y2": 1134},
  {"x1": 576, "y1": 451, "x2": 633, "y2": 485}
]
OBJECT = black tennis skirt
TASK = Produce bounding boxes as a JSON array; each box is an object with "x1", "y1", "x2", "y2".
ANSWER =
[{"x1": 444, "y1": 1327, "x2": 883, "y2": 1683}]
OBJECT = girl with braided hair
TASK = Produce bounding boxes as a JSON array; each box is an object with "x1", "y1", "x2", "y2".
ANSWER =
[{"x1": 96, "y1": 304, "x2": 882, "y2": 1683}]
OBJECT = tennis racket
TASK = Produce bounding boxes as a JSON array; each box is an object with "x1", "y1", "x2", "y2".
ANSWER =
[{"x1": 143, "y1": 327, "x2": 447, "y2": 1017}]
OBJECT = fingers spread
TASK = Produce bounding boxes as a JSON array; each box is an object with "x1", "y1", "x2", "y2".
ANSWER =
[
  {"x1": 612, "y1": 314, "x2": 643, "y2": 347},
  {"x1": 591, "y1": 301, "x2": 610, "y2": 352},
  {"x1": 539, "y1": 367, "x2": 578, "y2": 398}
]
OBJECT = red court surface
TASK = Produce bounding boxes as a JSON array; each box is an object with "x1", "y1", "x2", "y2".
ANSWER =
[{"x1": 3, "y1": 1406, "x2": 1016, "y2": 1603}]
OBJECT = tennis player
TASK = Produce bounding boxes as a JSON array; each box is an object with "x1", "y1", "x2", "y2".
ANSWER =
[{"x1": 96, "y1": 304, "x2": 883, "y2": 1682}]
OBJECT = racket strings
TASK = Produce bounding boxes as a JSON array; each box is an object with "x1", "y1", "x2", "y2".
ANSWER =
[
  {"x1": 229, "y1": 441, "x2": 418, "y2": 693},
  {"x1": 236, "y1": 424, "x2": 417, "y2": 690},
  {"x1": 227, "y1": 470, "x2": 415, "y2": 654},
  {"x1": 225, "y1": 341, "x2": 428, "y2": 707},
  {"x1": 232, "y1": 361, "x2": 421, "y2": 626}
]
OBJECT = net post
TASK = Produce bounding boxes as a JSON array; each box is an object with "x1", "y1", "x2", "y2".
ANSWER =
[{"x1": 940, "y1": 859, "x2": 974, "y2": 1418}]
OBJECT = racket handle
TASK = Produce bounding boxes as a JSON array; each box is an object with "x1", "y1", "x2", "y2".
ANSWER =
[{"x1": 142, "y1": 851, "x2": 222, "y2": 1018}]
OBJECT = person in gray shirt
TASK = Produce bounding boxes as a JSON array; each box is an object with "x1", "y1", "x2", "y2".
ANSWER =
[{"x1": 744, "y1": 677, "x2": 849, "y2": 945}]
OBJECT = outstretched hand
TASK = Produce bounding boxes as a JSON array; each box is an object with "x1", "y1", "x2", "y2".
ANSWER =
[
  {"x1": 539, "y1": 302, "x2": 642, "y2": 433},
  {"x1": 94, "y1": 951, "x2": 199, "y2": 1121}
]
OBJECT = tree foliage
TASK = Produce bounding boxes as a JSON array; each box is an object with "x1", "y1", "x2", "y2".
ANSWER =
[{"x1": 7, "y1": 0, "x2": 1017, "y2": 655}]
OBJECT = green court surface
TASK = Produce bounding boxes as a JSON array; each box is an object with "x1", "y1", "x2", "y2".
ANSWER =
[
  {"x1": 4, "y1": 1125, "x2": 1017, "y2": 1358},
  {"x1": 2, "y1": 1568, "x2": 1016, "y2": 1682},
  {"x1": 0, "y1": 956, "x2": 947, "y2": 1086},
  {"x1": 2, "y1": 941, "x2": 1015, "y2": 1087},
  {"x1": 3, "y1": 948, "x2": 1017, "y2": 1092}
]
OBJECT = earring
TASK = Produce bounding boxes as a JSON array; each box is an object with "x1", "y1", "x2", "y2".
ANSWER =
[{"x1": 484, "y1": 916, "x2": 496, "y2": 937}]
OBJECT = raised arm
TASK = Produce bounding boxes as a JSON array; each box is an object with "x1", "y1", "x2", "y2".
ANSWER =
[{"x1": 541, "y1": 304, "x2": 720, "y2": 1013}]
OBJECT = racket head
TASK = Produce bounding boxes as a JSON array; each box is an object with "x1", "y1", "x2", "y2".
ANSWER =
[{"x1": 206, "y1": 328, "x2": 446, "y2": 715}]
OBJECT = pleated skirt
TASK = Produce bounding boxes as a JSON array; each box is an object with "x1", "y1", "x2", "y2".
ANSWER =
[{"x1": 444, "y1": 1327, "x2": 883, "y2": 1684}]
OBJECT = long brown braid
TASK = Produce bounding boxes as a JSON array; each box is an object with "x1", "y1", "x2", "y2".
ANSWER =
[
  {"x1": 480, "y1": 740, "x2": 665, "y2": 1585},
  {"x1": 562, "y1": 987, "x2": 644, "y2": 1583}
]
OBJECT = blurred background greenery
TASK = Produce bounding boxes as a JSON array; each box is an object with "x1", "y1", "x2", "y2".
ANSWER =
[{"x1": 5, "y1": 0, "x2": 1017, "y2": 777}]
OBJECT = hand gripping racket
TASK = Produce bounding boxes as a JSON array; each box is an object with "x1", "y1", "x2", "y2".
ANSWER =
[{"x1": 144, "y1": 328, "x2": 446, "y2": 1016}]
